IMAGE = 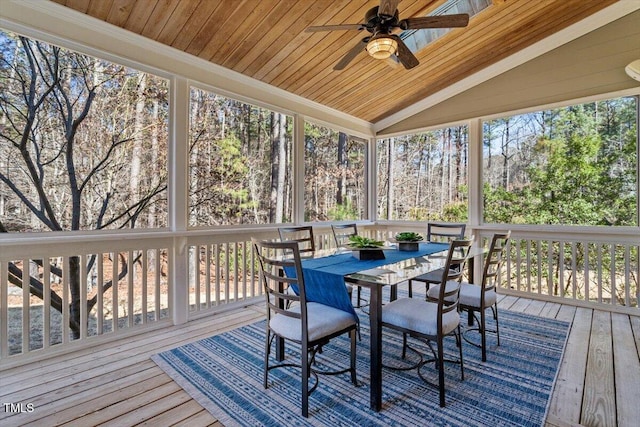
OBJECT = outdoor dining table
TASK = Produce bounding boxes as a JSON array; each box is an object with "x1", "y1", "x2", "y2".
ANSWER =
[{"x1": 281, "y1": 241, "x2": 485, "y2": 412}]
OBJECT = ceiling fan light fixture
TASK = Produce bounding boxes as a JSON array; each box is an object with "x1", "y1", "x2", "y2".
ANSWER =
[{"x1": 366, "y1": 34, "x2": 398, "y2": 59}]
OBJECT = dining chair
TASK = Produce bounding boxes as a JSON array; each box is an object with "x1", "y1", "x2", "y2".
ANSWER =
[
  {"x1": 331, "y1": 223, "x2": 358, "y2": 247},
  {"x1": 278, "y1": 226, "x2": 316, "y2": 255},
  {"x1": 253, "y1": 238, "x2": 358, "y2": 418},
  {"x1": 331, "y1": 223, "x2": 366, "y2": 308},
  {"x1": 381, "y1": 238, "x2": 474, "y2": 407},
  {"x1": 407, "y1": 222, "x2": 467, "y2": 298},
  {"x1": 428, "y1": 232, "x2": 511, "y2": 361}
]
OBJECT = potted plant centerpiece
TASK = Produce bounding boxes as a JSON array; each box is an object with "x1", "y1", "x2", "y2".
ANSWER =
[
  {"x1": 394, "y1": 231, "x2": 423, "y2": 251},
  {"x1": 347, "y1": 235, "x2": 386, "y2": 260}
]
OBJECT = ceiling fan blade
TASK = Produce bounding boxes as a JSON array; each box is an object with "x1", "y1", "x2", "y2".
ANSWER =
[
  {"x1": 334, "y1": 39, "x2": 368, "y2": 70},
  {"x1": 392, "y1": 36, "x2": 419, "y2": 69},
  {"x1": 305, "y1": 24, "x2": 364, "y2": 32},
  {"x1": 378, "y1": 0, "x2": 400, "y2": 19},
  {"x1": 401, "y1": 13, "x2": 470, "y2": 30}
]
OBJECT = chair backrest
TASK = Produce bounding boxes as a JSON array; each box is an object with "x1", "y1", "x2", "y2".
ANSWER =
[
  {"x1": 427, "y1": 223, "x2": 467, "y2": 242},
  {"x1": 436, "y1": 238, "x2": 474, "y2": 318},
  {"x1": 331, "y1": 223, "x2": 358, "y2": 248},
  {"x1": 278, "y1": 226, "x2": 315, "y2": 254},
  {"x1": 481, "y1": 232, "x2": 511, "y2": 297},
  {"x1": 252, "y1": 238, "x2": 308, "y2": 329}
]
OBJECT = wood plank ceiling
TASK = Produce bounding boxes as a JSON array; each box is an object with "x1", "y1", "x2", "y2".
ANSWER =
[{"x1": 51, "y1": 0, "x2": 619, "y2": 124}]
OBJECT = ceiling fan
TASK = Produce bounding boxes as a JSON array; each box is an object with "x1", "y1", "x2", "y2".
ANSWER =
[{"x1": 305, "y1": 0, "x2": 469, "y2": 70}]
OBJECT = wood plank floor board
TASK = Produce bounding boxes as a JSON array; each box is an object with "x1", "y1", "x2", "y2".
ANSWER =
[
  {"x1": 134, "y1": 399, "x2": 210, "y2": 426},
  {"x1": 96, "y1": 389, "x2": 193, "y2": 427},
  {"x1": 611, "y1": 313, "x2": 640, "y2": 426},
  {"x1": 555, "y1": 304, "x2": 578, "y2": 323},
  {"x1": 505, "y1": 296, "x2": 532, "y2": 312},
  {"x1": 1, "y1": 298, "x2": 637, "y2": 427},
  {"x1": 524, "y1": 299, "x2": 547, "y2": 316},
  {"x1": 167, "y1": 409, "x2": 217, "y2": 427},
  {"x1": 547, "y1": 307, "x2": 591, "y2": 425},
  {"x1": 539, "y1": 302, "x2": 562, "y2": 319},
  {"x1": 581, "y1": 310, "x2": 616, "y2": 427}
]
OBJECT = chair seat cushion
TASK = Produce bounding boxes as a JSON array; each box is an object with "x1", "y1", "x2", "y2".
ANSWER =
[
  {"x1": 426, "y1": 280, "x2": 462, "y2": 303},
  {"x1": 270, "y1": 302, "x2": 356, "y2": 342},
  {"x1": 458, "y1": 283, "x2": 497, "y2": 308},
  {"x1": 381, "y1": 298, "x2": 460, "y2": 337},
  {"x1": 429, "y1": 282, "x2": 497, "y2": 308}
]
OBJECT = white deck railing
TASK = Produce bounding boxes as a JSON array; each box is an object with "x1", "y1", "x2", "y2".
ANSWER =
[{"x1": 1, "y1": 223, "x2": 638, "y2": 366}]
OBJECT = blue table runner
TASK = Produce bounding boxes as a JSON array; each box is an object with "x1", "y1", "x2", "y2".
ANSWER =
[{"x1": 284, "y1": 242, "x2": 449, "y2": 321}]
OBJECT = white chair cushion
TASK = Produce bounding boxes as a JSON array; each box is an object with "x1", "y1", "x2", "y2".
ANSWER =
[
  {"x1": 426, "y1": 280, "x2": 462, "y2": 303},
  {"x1": 270, "y1": 302, "x2": 356, "y2": 342},
  {"x1": 458, "y1": 283, "x2": 497, "y2": 308},
  {"x1": 382, "y1": 298, "x2": 460, "y2": 337}
]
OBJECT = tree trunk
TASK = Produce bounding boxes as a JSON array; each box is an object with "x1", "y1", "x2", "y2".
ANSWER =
[
  {"x1": 269, "y1": 112, "x2": 286, "y2": 222},
  {"x1": 386, "y1": 138, "x2": 395, "y2": 219},
  {"x1": 336, "y1": 132, "x2": 347, "y2": 206},
  {"x1": 130, "y1": 74, "x2": 146, "y2": 211}
]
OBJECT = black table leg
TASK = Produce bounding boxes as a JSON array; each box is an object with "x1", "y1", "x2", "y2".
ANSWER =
[{"x1": 368, "y1": 284, "x2": 383, "y2": 412}]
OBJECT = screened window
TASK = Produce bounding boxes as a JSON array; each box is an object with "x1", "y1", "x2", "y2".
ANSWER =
[
  {"x1": 304, "y1": 123, "x2": 366, "y2": 221},
  {"x1": 0, "y1": 30, "x2": 169, "y2": 232},
  {"x1": 188, "y1": 88, "x2": 293, "y2": 226},
  {"x1": 483, "y1": 96, "x2": 638, "y2": 226},
  {"x1": 377, "y1": 126, "x2": 469, "y2": 221}
]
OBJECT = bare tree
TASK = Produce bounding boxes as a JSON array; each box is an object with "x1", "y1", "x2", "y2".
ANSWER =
[{"x1": 0, "y1": 34, "x2": 167, "y2": 338}]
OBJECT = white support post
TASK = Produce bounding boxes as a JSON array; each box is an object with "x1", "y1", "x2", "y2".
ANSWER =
[
  {"x1": 468, "y1": 118, "x2": 483, "y2": 283},
  {"x1": 170, "y1": 77, "x2": 190, "y2": 325},
  {"x1": 367, "y1": 137, "x2": 377, "y2": 221}
]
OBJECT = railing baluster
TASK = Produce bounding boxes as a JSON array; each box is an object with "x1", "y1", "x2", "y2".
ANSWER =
[
  {"x1": 128, "y1": 251, "x2": 134, "y2": 327},
  {"x1": 596, "y1": 244, "x2": 603, "y2": 303},
  {"x1": 97, "y1": 253, "x2": 104, "y2": 334},
  {"x1": 205, "y1": 245, "x2": 211, "y2": 308},
  {"x1": 43, "y1": 259, "x2": 51, "y2": 348},
  {"x1": 80, "y1": 254, "x2": 88, "y2": 339},
  {"x1": 154, "y1": 249, "x2": 161, "y2": 321},
  {"x1": 142, "y1": 250, "x2": 148, "y2": 324},
  {"x1": 610, "y1": 245, "x2": 616, "y2": 306},
  {"x1": 195, "y1": 245, "x2": 201, "y2": 311},
  {"x1": 547, "y1": 241, "x2": 553, "y2": 296},
  {"x1": 559, "y1": 241, "x2": 565, "y2": 298},
  {"x1": 22, "y1": 258, "x2": 29, "y2": 353},
  {"x1": 215, "y1": 243, "x2": 221, "y2": 306},
  {"x1": 224, "y1": 243, "x2": 230, "y2": 304},
  {"x1": 62, "y1": 256, "x2": 70, "y2": 344},
  {"x1": 584, "y1": 242, "x2": 590, "y2": 303},
  {"x1": 112, "y1": 252, "x2": 119, "y2": 333},
  {"x1": 625, "y1": 245, "x2": 631, "y2": 307}
]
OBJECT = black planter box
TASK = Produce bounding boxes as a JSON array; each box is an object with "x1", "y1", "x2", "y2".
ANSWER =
[
  {"x1": 351, "y1": 249, "x2": 385, "y2": 260},
  {"x1": 397, "y1": 242, "x2": 419, "y2": 251}
]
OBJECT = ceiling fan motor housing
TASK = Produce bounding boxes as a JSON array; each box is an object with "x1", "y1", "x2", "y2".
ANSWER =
[{"x1": 365, "y1": 6, "x2": 400, "y2": 34}]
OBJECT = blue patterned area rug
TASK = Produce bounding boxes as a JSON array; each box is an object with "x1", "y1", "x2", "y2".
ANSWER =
[{"x1": 152, "y1": 309, "x2": 570, "y2": 427}]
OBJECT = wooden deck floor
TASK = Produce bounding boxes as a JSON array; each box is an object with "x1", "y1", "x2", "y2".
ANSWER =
[{"x1": 1, "y1": 295, "x2": 638, "y2": 427}]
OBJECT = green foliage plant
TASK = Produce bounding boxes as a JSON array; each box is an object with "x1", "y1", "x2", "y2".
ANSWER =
[
  {"x1": 347, "y1": 235, "x2": 384, "y2": 248},
  {"x1": 394, "y1": 232, "x2": 424, "y2": 242}
]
